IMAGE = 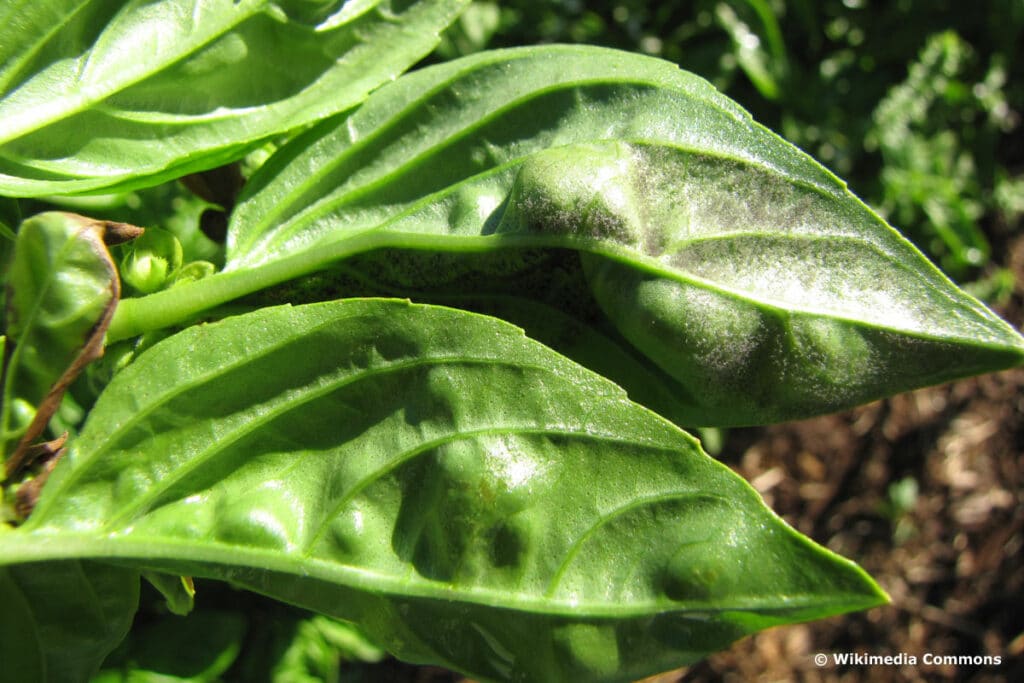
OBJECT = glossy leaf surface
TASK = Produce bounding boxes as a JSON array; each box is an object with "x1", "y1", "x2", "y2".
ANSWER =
[
  {"x1": 0, "y1": 0, "x2": 469, "y2": 196},
  {"x1": 0, "y1": 300, "x2": 886, "y2": 682},
  {"x1": 0, "y1": 560, "x2": 139, "y2": 683},
  {"x1": 111, "y1": 45, "x2": 1023, "y2": 425}
]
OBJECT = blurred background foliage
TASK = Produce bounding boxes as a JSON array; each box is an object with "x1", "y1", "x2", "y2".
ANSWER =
[{"x1": 438, "y1": 0, "x2": 1024, "y2": 296}]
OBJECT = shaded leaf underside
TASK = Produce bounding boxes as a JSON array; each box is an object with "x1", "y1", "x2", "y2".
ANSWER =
[{"x1": 0, "y1": 561, "x2": 139, "y2": 683}]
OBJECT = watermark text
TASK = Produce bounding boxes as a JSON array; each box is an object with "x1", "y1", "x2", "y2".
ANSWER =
[{"x1": 814, "y1": 652, "x2": 1002, "y2": 667}]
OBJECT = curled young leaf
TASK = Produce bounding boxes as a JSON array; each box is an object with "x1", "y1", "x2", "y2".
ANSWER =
[
  {"x1": 1, "y1": 300, "x2": 886, "y2": 682},
  {"x1": 0, "y1": 0, "x2": 471, "y2": 196},
  {"x1": 111, "y1": 45, "x2": 1024, "y2": 426},
  {"x1": 2, "y1": 212, "x2": 133, "y2": 475}
]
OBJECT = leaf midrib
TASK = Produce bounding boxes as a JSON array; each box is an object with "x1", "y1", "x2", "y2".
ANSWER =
[
  {"x1": 237, "y1": 199, "x2": 999, "y2": 345},
  {"x1": 0, "y1": 531, "x2": 877, "y2": 618}
]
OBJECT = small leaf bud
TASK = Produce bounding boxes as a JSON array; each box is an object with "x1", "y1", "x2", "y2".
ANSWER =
[{"x1": 121, "y1": 228, "x2": 184, "y2": 294}]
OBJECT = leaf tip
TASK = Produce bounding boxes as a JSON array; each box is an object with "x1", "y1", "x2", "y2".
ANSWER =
[{"x1": 100, "y1": 221, "x2": 146, "y2": 246}]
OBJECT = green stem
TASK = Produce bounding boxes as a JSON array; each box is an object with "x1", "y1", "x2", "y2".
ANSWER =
[
  {"x1": 106, "y1": 232, "x2": 549, "y2": 342},
  {"x1": 108, "y1": 231, "x2": 381, "y2": 342},
  {"x1": 105, "y1": 230, "x2": 648, "y2": 343},
  {"x1": 109, "y1": 269, "x2": 265, "y2": 343}
]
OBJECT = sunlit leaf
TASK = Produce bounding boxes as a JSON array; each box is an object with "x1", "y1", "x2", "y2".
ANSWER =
[
  {"x1": 1, "y1": 300, "x2": 885, "y2": 682},
  {"x1": 0, "y1": 0, "x2": 470, "y2": 196},
  {"x1": 111, "y1": 45, "x2": 1024, "y2": 426}
]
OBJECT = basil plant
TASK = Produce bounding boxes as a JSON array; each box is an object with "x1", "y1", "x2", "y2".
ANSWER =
[{"x1": 1, "y1": 2, "x2": 1021, "y2": 682}]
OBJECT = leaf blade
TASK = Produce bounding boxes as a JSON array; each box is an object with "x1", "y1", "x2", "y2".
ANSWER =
[
  {"x1": 0, "y1": 560, "x2": 139, "y2": 683},
  {"x1": 0, "y1": 0, "x2": 471, "y2": 196},
  {"x1": 200, "y1": 44, "x2": 1024, "y2": 425},
  {"x1": 3, "y1": 299, "x2": 885, "y2": 681}
]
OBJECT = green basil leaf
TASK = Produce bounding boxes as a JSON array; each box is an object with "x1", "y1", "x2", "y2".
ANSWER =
[
  {"x1": 109, "y1": 45, "x2": 1024, "y2": 426},
  {"x1": 0, "y1": 0, "x2": 470, "y2": 197},
  {"x1": 0, "y1": 561, "x2": 139, "y2": 683},
  {"x1": 0, "y1": 299, "x2": 885, "y2": 682},
  {"x1": 1, "y1": 212, "x2": 124, "y2": 463}
]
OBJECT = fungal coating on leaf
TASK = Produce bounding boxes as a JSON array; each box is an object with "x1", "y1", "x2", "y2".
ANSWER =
[
  {"x1": 584, "y1": 258, "x2": 751, "y2": 409},
  {"x1": 497, "y1": 143, "x2": 643, "y2": 247},
  {"x1": 583, "y1": 253, "x2": 1023, "y2": 425}
]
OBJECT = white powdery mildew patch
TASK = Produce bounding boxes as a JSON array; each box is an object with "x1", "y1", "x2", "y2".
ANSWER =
[
  {"x1": 481, "y1": 434, "x2": 546, "y2": 491},
  {"x1": 717, "y1": 247, "x2": 926, "y2": 332},
  {"x1": 665, "y1": 225, "x2": 936, "y2": 335},
  {"x1": 634, "y1": 147, "x2": 983, "y2": 336},
  {"x1": 671, "y1": 285, "x2": 764, "y2": 374}
]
